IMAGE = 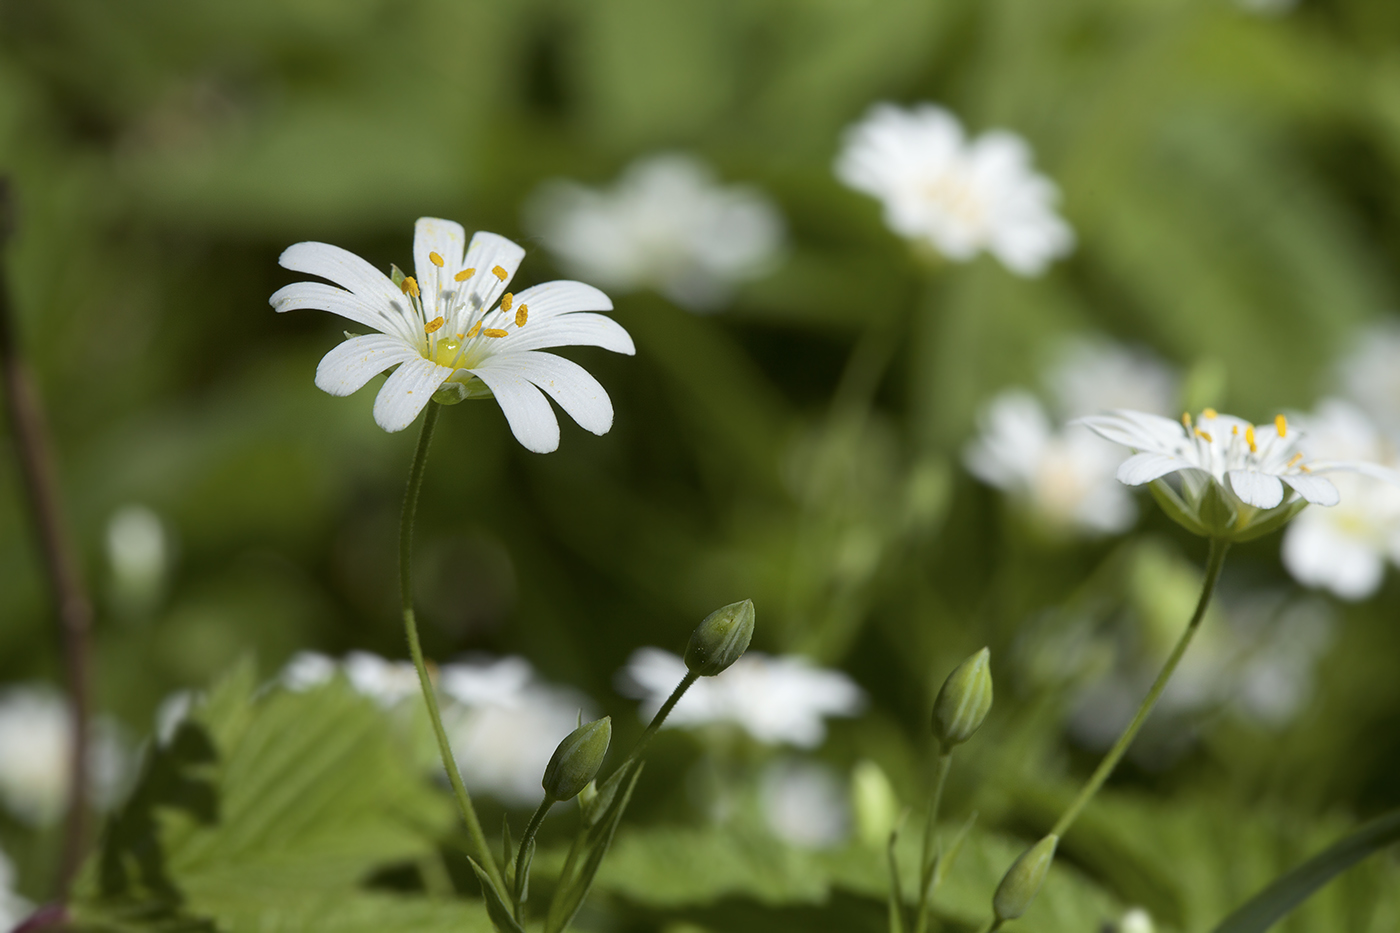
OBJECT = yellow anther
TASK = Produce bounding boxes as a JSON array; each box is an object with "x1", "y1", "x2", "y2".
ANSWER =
[
  {"x1": 466, "y1": 321, "x2": 482, "y2": 338},
  {"x1": 483, "y1": 328, "x2": 509, "y2": 338},
  {"x1": 1245, "y1": 425, "x2": 1257, "y2": 453},
  {"x1": 1287, "y1": 452, "x2": 1304, "y2": 468},
  {"x1": 425, "y1": 316, "x2": 445, "y2": 334},
  {"x1": 429, "y1": 251, "x2": 445, "y2": 267},
  {"x1": 501, "y1": 292, "x2": 513, "y2": 312},
  {"x1": 492, "y1": 265, "x2": 508, "y2": 281},
  {"x1": 515, "y1": 304, "x2": 528, "y2": 327},
  {"x1": 455, "y1": 267, "x2": 476, "y2": 282},
  {"x1": 1195, "y1": 429, "x2": 1213, "y2": 443},
  {"x1": 1202, "y1": 407, "x2": 1217, "y2": 419},
  {"x1": 1182, "y1": 412, "x2": 1193, "y2": 429},
  {"x1": 1232, "y1": 425, "x2": 1239, "y2": 436},
  {"x1": 1299, "y1": 464, "x2": 1312, "y2": 473},
  {"x1": 1275, "y1": 414, "x2": 1287, "y2": 437},
  {"x1": 402, "y1": 276, "x2": 420, "y2": 298}
]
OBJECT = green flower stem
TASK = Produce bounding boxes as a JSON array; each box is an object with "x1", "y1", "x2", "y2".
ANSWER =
[
  {"x1": 913, "y1": 751, "x2": 953, "y2": 933},
  {"x1": 619, "y1": 671, "x2": 699, "y2": 771},
  {"x1": 514, "y1": 794, "x2": 554, "y2": 919},
  {"x1": 401, "y1": 401, "x2": 505, "y2": 895},
  {"x1": 1050, "y1": 537, "x2": 1230, "y2": 839}
]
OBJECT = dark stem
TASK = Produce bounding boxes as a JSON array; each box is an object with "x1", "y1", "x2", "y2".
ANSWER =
[{"x1": 0, "y1": 178, "x2": 93, "y2": 896}]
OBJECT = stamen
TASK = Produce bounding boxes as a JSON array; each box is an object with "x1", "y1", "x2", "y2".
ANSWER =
[
  {"x1": 429, "y1": 251, "x2": 445, "y2": 267},
  {"x1": 1275, "y1": 414, "x2": 1287, "y2": 437},
  {"x1": 466, "y1": 322, "x2": 482, "y2": 338},
  {"x1": 1299, "y1": 464, "x2": 1312, "y2": 473},
  {"x1": 401, "y1": 276, "x2": 420, "y2": 298},
  {"x1": 1202, "y1": 408, "x2": 1218, "y2": 419},
  {"x1": 1287, "y1": 452, "x2": 1304, "y2": 468},
  {"x1": 425, "y1": 316, "x2": 445, "y2": 334},
  {"x1": 515, "y1": 303, "x2": 528, "y2": 327},
  {"x1": 501, "y1": 292, "x2": 513, "y2": 312},
  {"x1": 1195, "y1": 429, "x2": 1213, "y2": 443},
  {"x1": 1182, "y1": 412, "x2": 1193, "y2": 430},
  {"x1": 1245, "y1": 425, "x2": 1257, "y2": 453},
  {"x1": 483, "y1": 328, "x2": 509, "y2": 338},
  {"x1": 492, "y1": 265, "x2": 508, "y2": 281},
  {"x1": 1232, "y1": 425, "x2": 1239, "y2": 436},
  {"x1": 455, "y1": 268, "x2": 476, "y2": 282}
]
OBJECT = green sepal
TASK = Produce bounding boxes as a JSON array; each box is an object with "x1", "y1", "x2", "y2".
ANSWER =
[
  {"x1": 501, "y1": 816, "x2": 514, "y2": 888},
  {"x1": 432, "y1": 381, "x2": 469, "y2": 405},
  {"x1": 1197, "y1": 481, "x2": 1239, "y2": 538},
  {"x1": 390, "y1": 263, "x2": 407, "y2": 288},
  {"x1": 1150, "y1": 479, "x2": 1208, "y2": 536},
  {"x1": 513, "y1": 838, "x2": 535, "y2": 908},
  {"x1": 467, "y1": 857, "x2": 526, "y2": 933},
  {"x1": 545, "y1": 761, "x2": 644, "y2": 933},
  {"x1": 1230, "y1": 497, "x2": 1308, "y2": 543}
]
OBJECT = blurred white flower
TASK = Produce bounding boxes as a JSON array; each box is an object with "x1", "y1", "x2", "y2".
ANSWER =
[
  {"x1": 834, "y1": 102, "x2": 1073, "y2": 276},
  {"x1": 272, "y1": 218, "x2": 634, "y2": 449},
  {"x1": 439, "y1": 656, "x2": 592, "y2": 807},
  {"x1": 1118, "y1": 907, "x2": 1156, "y2": 933},
  {"x1": 966, "y1": 390, "x2": 1136, "y2": 536},
  {"x1": 154, "y1": 690, "x2": 197, "y2": 746},
  {"x1": 1281, "y1": 400, "x2": 1400, "y2": 600},
  {"x1": 342, "y1": 651, "x2": 422, "y2": 708},
  {"x1": 280, "y1": 651, "x2": 338, "y2": 692},
  {"x1": 526, "y1": 153, "x2": 786, "y2": 312},
  {"x1": 618, "y1": 649, "x2": 864, "y2": 748},
  {"x1": 0, "y1": 846, "x2": 32, "y2": 932},
  {"x1": 1045, "y1": 338, "x2": 1178, "y2": 421},
  {"x1": 0, "y1": 686, "x2": 129, "y2": 826},
  {"x1": 105, "y1": 504, "x2": 170, "y2": 612},
  {"x1": 759, "y1": 759, "x2": 849, "y2": 849},
  {"x1": 1340, "y1": 320, "x2": 1400, "y2": 438}
]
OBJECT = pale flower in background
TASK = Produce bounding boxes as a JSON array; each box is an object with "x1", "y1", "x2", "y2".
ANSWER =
[
  {"x1": 341, "y1": 651, "x2": 421, "y2": 708},
  {"x1": 105, "y1": 504, "x2": 170, "y2": 612},
  {"x1": 834, "y1": 102, "x2": 1074, "y2": 276},
  {"x1": 1340, "y1": 319, "x2": 1400, "y2": 437},
  {"x1": 1281, "y1": 400, "x2": 1400, "y2": 600},
  {"x1": 0, "y1": 847, "x2": 32, "y2": 932},
  {"x1": 619, "y1": 649, "x2": 864, "y2": 748},
  {"x1": 0, "y1": 686, "x2": 128, "y2": 826},
  {"x1": 272, "y1": 218, "x2": 634, "y2": 450},
  {"x1": 1045, "y1": 337, "x2": 1178, "y2": 421},
  {"x1": 1118, "y1": 907, "x2": 1156, "y2": 933},
  {"x1": 759, "y1": 759, "x2": 849, "y2": 850},
  {"x1": 280, "y1": 651, "x2": 338, "y2": 692},
  {"x1": 527, "y1": 153, "x2": 786, "y2": 312}
]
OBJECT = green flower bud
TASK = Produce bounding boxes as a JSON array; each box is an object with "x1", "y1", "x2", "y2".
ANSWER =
[
  {"x1": 542, "y1": 717, "x2": 612, "y2": 801},
  {"x1": 931, "y1": 647, "x2": 993, "y2": 749},
  {"x1": 684, "y1": 599, "x2": 755, "y2": 676},
  {"x1": 993, "y1": 834, "x2": 1058, "y2": 921}
]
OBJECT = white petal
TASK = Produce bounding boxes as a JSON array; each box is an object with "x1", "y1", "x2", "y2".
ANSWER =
[
  {"x1": 466, "y1": 364, "x2": 560, "y2": 453},
  {"x1": 1311, "y1": 460, "x2": 1400, "y2": 486},
  {"x1": 279, "y1": 242, "x2": 404, "y2": 309},
  {"x1": 1282, "y1": 517, "x2": 1383, "y2": 600},
  {"x1": 1116, "y1": 452, "x2": 1184, "y2": 486},
  {"x1": 315, "y1": 334, "x2": 419, "y2": 397},
  {"x1": 1228, "y1": 470, "x2": 1286, "y2": 509},
  {"x1": 508, "y1": 312, "x2": 636, "y2": 355},
  {"x1": 270, "y1": 282, "x2": 414, "y2": 341},
  {"x1": 476, "y1": 351, "x2": 614, "y2": 436},
  {"x1": 413, "y1": 217, "x2": 467, "y2": 290},
  {"x1": 372, "y1": 357, "x2": 453, "y2": 433},
  {"x1": 1075, "y1": 412, "x2": 1184, "y2": 453},
  {"x1": 1281, "y1": 473, "x2": 1340, "y2": 506},
  {"x1": 510, "y1": 281, "x2": 613, "y2": 322}
]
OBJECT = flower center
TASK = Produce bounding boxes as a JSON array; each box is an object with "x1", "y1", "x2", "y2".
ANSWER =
[{"x1": 923, "y1": 172, "x2": 986, "y2": 229}]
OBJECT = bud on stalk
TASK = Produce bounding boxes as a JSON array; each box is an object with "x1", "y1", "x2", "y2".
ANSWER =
[
  {"x1": 542, "y1": 717, "x2": 612, "y2": 801},
  {"x1": 932, "y1": 647, "x2": 993, "y2": 749},
  {"x1": 684, "y1": 599, "x2": 755, "y2": 676}
]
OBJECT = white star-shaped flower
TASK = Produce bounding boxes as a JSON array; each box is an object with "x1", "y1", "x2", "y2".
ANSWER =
[
  {"x1": 834, "y1": 102, "x2": 1074, "y2": 276},
  {"x1": 1078, "y1": 408, "x2": 1400, "y2": 540},
  {"x1": 271, "y1": 218, "x2": 635, "y2": 452}
]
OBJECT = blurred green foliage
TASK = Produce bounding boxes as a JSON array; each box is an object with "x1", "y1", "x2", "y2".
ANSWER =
[{"x1": 2, "y1": 0, "x2": 1400, "y2": 929}]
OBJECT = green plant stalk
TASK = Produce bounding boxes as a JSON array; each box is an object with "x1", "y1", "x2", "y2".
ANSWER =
[
  {"x1": 401, "y1": 401, "x2": 504, "y2": 895},
  {"x1": 617, "y1": 671, "x2": 698, "y2": 772},
  {"x1": 513, "y1": 794, "x2": 553, "y2": 920},
  {"x1": 913, "y1": 751, "x2": 952, "y2": 933},
  {"x1": 1050, "y1": 537, "x2": 1229, "y2": 839}
]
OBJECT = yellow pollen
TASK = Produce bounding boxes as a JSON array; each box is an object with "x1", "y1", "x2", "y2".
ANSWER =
[
  {"x1": 1299, "y1": 464, "x2": 1312, "y2": 472},
  {"x1": 1182, "y1": 412, "x2": 1193, "y2": 429},
  {"x1": 425, "y1": 316, "x2": 445, "y2": 334},
  {"x1": 1287, "y1": 452, "x2": 1304, "y2": 468},
  {"x1": 466, "y1": 321, "x2": 482, "y2": 338},
  {"x1": 515, "y1": 304, "x2": 528, "y2": 327},
  {"x1": 1203, "y1": 408, "x2": 1218, "y2": 418},
  {"x1": 1232, "y1": 425, "x2": 1239, "y2": 436},
  {"x1": 483, "y1": 328, "x2": 509, "y2": 338},
  {"x1": 428, "y1": 251, "x2": 444, "y2": 267},
  {"x1": 1245, "y1": 425, "x2": 1257, "y2": 453},
  {"x1": 401, "y1": 276, "x2": 420, "y2": 298},
  {"x1": 455, "y1": 268, "x2": 475, "y2": 282},
  {"x1": 1195, "y1": 429, "x2": 1213, "y2": 443},
  {"x1": 501, "y1": 292, "x2": 513, "y2": 312},
  {"x1": 1275, "y1": 414, "x2": 1287, "y2": 437},
  {"x1": 492, "y1": 265, "x2": 507, "y2": 281}
]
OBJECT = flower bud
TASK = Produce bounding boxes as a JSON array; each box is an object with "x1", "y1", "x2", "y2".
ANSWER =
[
  {"x1": 992, "y1": 834, "x2": 1058, "y2": 921},
  {"x1": 541, "y1": 717, "x2": 612, "y2": 801},
  {"x1": 850, "y1": 759, "x2": 899, "y2": 848},
  {"x1": 684, "y1": 599, "x2": 755, "y2": 677},
  {"x1": 931, "y1": 647, "x2": 992, "y2": 749}
]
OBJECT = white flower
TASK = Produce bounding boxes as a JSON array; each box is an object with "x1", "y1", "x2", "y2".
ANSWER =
[
  {"x1": 105, "y1": 504, "x2": 169, "y2": 611},
  {"x1": 1281, "y1": 400, "x2": 1400, "y2": 600},
  {"x1": 1339, "y1": 319, "x2": 1400, "y2": 438},
  {"x1": 526, "y1": 154, "x2": 785, "y2": 313},
  {"x1": 438, "y1": 656, "x2": 591, "y2": 807},
  {"x1": 965, "y1": 390, "x2": 1137, "y2": 536},
  {"x1": 271, "y1": 218, "x2": 635, "y2": 451},
  {"x1": 1044, "y1": 337, "x2": 1178, "y2": 421},
  {"x1": 1119, "y1": 907, "x2": 1156, "y2": 933},
  {"x1": 834, "y1": 103, "x2": 1074, "y2": 276},
  {"x1": 341, "y1": 651, "x2": 421, "y2": 708},
  {"x1": 1077, "y1": 408, "x2": 1400, "y2": 540},
  {"x1": 618, "y1": 649, "x2": 864, "y2": 748},
  {"x1": 759, "y1": 759, "x2": 849, "y2": 850},
  {"x1": 0, "y1": 847, "x2": 32, "y2": 932},
  {"x1": 0, "y1": 686, "x2": 128, "y2": 825},
  {"x1": 280, "y1": 651, "x2": 338, "y2": 692}
]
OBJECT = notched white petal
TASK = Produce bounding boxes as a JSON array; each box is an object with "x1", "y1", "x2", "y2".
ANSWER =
[
  {"x1": 1116, "y1": 452, "x2": 1183, "y2": 486},
  {"x1": 1228, "y1": 470, "x2": 1286, "y2": 509},
  {"x1": 372, "y1": 357, "x2": 455, "y2": 433},
  {"x1": 315, "y1": 334, "x2": 418, "y2": 397},
  {"x1": 1281, "y1": 473, "x2": 1340, "y2": 507},
  {"x1": 466, "y1": 365, "x2": 561, "y2": 454},
  {"x1": 481, "y1": 351, "x2": 615, "y2": 436}
]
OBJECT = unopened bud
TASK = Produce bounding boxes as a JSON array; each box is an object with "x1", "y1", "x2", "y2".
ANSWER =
[
  {"x1": 542, "y1": 717, "x2": 612, "y2": 801},
  {"x1": 684, "y1": 599, "x2": 755, "y2": 676},
  {"x1": 992, "y1": 834, "x2": 1058, "y2": 921},
  {"x1": 932, "y1": 647, "x2": 992, "y2": 749}
]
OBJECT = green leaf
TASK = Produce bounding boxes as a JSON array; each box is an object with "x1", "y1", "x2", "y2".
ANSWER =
[
  {"x1": 467, "y1": 858, "x2": 526, "y2": 933},
  {"x1": 545, "y1": 761, "x2": 644, "y2": 933},
  {"x1": 1211, "y1": 809, "x2": 1400, "y2": 933}
]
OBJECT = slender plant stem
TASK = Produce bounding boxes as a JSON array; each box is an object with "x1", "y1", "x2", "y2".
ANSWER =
[
  {"x1": 0, "y1": 178, "x2": 93, "y2": 896},
  {"x1": 400, "y1": 401, "x2": 505, "y2": 894},
  {"x1": 617, "y1": 671, "x2": 698, "y2": 773},
  {"x1": 913, "y1": 751, "x2": 952, "y2": 933},
  {"x1": 513, "y1": 795, "x2": 554, "y2": 919},
  {"x1": 1050, "y1": 537, "x2": 1230, "y2": 839}
]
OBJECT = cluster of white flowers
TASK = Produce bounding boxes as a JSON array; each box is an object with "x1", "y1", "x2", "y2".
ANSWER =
[
  {"x1": 965, "y1": 338, "x2": 1178, "y2": 536},
  {"x1": 0, "y1": 685, "x2": 128, "y2": 827},
  {"x1": 835, "y1": 103, "x2": 1074, "y2": 276},
  {"x1": 0, "y1": 846, "x2": 32, "y2": 932},
  {"x1": 618, "y1": 648, "x2": 864, "y2": 748},
  {"x1": 280, "y1": 651, "x2": 590, "y2": 807},
  {"x1": 527, "y1": 154, "x2": 786, "y2": 313}
]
